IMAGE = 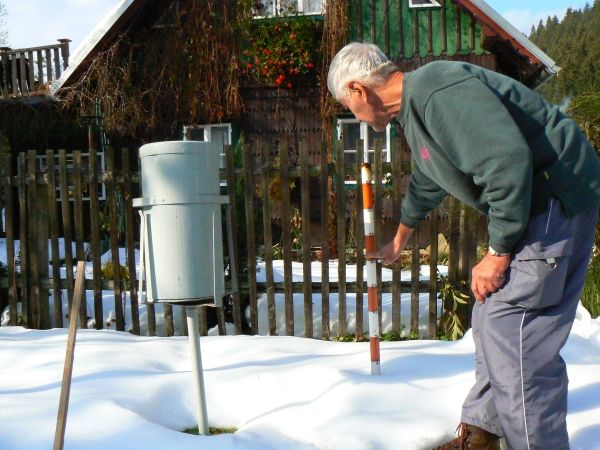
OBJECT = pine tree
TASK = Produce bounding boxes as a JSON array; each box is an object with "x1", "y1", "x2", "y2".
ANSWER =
[{"x1": 530, "y1": 1, "x2": 600, "y2": 104}]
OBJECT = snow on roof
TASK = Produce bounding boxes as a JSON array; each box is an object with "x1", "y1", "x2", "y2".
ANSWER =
[
  {"x1": 50, "y1": 0, "x2": 139, "y2": 95},
  {"x1": 457, "y1": 0, "x2": 560, "y2": 85}
]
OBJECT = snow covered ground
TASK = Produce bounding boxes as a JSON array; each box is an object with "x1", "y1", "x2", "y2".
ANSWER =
[
  {"x1": 1, "y1": 304, "x2": 599, "y2": 450},
  {"x1": 1, "y1": 241, "x2": 600, "y2": 449}
]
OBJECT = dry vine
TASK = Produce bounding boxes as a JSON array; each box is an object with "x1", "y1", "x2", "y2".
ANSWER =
[
  {"x1": 318, "y1": 0, "x2": 349, "y2": 257},
  {"x1": 319, "y1": 0, "x2": 350, "y2": 150},
  {"x1": 59, "y1": 1, "x2": 250, "y2": 142}
]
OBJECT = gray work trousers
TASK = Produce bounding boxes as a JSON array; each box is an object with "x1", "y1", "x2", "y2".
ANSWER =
[{"x1": 461, "y1": 199, "x2": 599, "y2": 450}]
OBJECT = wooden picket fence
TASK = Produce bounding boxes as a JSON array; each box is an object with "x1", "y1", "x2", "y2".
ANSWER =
[{"x1": 0, "y1": 139, "x2": 484, "y2": 339}]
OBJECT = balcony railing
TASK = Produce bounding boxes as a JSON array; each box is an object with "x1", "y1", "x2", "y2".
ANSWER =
[{"x1": 0, "y1": 39, "x2": 70, "y2": 100}]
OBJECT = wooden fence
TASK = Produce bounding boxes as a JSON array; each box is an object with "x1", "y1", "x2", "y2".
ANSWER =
[
  {"x1": 0, "y1": 139, "x2": 484, "y2": 339},
  {"x1": 0, "y1": 40, "x2": 71, "y2": 99}
]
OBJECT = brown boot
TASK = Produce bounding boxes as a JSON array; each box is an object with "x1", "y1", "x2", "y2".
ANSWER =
[{"x1": 432, "y1": 423, "x2": 501, "y2": 450}]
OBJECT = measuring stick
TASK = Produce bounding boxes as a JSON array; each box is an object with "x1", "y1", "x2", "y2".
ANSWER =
[{"x1": 361, "y1": 163, "x2": 381, "y2": 375}]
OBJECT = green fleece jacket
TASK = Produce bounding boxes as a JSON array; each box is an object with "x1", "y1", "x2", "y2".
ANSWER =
[{"x1": 396, "y1": 61, "x2": 600, "y2": 253}]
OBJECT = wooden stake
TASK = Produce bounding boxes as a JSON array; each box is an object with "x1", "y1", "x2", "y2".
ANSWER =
[{"x1": 53, "y1": 260, "x2": 86, "y2": 450}]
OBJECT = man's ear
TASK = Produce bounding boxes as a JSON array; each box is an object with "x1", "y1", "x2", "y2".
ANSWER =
[{"x1": 347, "y1": 81, "x2": 369, "y2": 100}]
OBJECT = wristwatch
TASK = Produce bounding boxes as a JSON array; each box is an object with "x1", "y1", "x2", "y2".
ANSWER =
[{"x1": 488, "y1": 246, "x2": 510, "y2": 257}]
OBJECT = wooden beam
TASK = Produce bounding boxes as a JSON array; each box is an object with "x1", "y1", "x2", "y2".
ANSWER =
[{"x1": 53, "y1": 260, "x2": 86, "y2": 450}]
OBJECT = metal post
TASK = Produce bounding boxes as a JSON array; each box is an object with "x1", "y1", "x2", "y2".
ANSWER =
[
  {"x1": 185, "y1": 306, "x2": 210, "y2": 435},
  {"x1": 137, "y1": 211, "x2": 146, "y2": 305}
]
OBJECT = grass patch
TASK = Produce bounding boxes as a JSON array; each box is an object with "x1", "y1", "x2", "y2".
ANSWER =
[
  {"x1": 332, "y1": 329, "x2": 420, "y2": 342},
  {"x1": 184, "y1": 426, "x2": 237, "y2": 435}
]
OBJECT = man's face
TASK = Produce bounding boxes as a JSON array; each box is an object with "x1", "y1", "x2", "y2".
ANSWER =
[{"x1": 341, "y1": 82, "x2": 391, "y2": 132}]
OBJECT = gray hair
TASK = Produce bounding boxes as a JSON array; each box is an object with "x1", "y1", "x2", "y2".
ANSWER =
[{"x1": 327, "y1": 42, "x2": 399, "y2": 101}]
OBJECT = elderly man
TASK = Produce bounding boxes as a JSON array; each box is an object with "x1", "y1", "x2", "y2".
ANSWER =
[{"x1": 327, "y1": 42, "x2": 600, "y2": 449}]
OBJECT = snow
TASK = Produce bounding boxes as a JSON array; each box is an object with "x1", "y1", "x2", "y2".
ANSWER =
[
  {"x1": 1, "y1": 304, "x2": 599, "y2": 450},
  {"x1": 253, "y1": 260, "x2": 447, "y2": 338},
  {"x1": 1, "y1": 246, "x2": 600, "y2": 449}
]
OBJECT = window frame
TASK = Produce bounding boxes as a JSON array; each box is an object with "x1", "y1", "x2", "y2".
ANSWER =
[
  {"x1": 408, "y1": 0, "x2": 441, "y2": 8},
  {"x1": 37, "y1": 151, "x2": 106, "y2": 202},
  {"x1": 335, "y1": 118, "x2": 392, "y2": 186},
  {"x1": 336, "y1": 118, "x2": 392, "y2": 162},
  {"x1": 253, "y1": 0, "x2": 325, "y2": 18},
  {"x1": 182, "y1": 123, "x2": 232, "y2": 170}
]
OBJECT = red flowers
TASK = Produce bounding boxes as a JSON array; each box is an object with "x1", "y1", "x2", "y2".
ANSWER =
[
  {"x1": 275, "y1": 74, "x2": 286, "y2": 85},
  {"x1": 240, "y1": 17, "x2": 322, "y2": 88}
]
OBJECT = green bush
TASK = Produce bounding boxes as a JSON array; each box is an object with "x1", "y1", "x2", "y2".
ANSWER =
[
  {"x1": 437, "y1": 274, "x2": 471, "y2": 341},
  {"x1": 581, "y1": 226, "x2": 600, "y2": 318}
]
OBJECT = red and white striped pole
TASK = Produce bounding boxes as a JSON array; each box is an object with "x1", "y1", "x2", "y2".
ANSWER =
[{"x1": 361, "y1": 162, "x2": 381, "y2": 375}]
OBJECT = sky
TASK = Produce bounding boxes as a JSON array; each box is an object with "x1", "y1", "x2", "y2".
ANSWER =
[{"x1": 0, "y1": 0, "x2": 595, "y2": 51}]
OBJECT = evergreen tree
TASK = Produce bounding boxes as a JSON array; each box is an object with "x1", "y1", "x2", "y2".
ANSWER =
[{"x1": 529, "y1": 1, "x2": 600, "y2": 104}]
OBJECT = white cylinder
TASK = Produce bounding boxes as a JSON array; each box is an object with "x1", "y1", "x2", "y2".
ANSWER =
[{"x1": 134, "y1": 141, "x2": 225, "y2": 305}]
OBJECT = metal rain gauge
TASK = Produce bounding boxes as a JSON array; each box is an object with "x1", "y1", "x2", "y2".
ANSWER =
[{"x1": 134, "y1": 140, "x2": 236, "y2": 434}]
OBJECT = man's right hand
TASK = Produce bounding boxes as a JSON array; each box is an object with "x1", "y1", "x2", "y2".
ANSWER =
[
  {"x1": 366, "y1": 223, "x2": 414, "y2": 265},
  {"x1": 366, "y1": 239, "x2": 403, "y2": 265}
]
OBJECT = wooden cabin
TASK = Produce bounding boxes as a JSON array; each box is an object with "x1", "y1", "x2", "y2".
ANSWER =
[
  {"x1": 51, "y1": 0, "x2": 559, "y2": 157},
  {"x1": 45, "y1": 0, "x2": 561, "y2": 246},
  {"x1": 0, "y1": 0, "x2": 564, "y2": 335}
]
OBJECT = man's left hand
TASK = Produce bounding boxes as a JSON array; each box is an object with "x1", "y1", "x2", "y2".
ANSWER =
[{"x1": 471, "y1": 253, "x2": 511, "y2": 303}]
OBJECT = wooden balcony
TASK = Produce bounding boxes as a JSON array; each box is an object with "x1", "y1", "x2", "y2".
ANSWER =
[{"x1": 0, "y1": 39, "x2": 70, "y2": 101}]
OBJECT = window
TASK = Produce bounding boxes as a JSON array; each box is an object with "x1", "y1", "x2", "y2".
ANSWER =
[
  {"x1": 408, "y1": 0, "x2": 441, "y2": 8},
  {"x1": 336, "y1": 119, "x2": 391, "y2": 184},
  {"x1": 253, "y1": 0, "x2": 324, "y2": 17},
  {"x1": 182, "y1": 123, "x2": 232, "y2": 171},
  {"x1": 37, "y1": 152, "x2": 106, "y2": 201}
]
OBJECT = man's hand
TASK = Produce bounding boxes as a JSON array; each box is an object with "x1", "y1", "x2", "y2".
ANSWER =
[
  {"x1": 471, "y1": 252, "x2": 511, "y2": 303},
  {"x1": 366, "y1": 223, "x2": 414, "y2": 265},
  {"x1": 366, "y1": 239, "x2": 403, "y2": 265}
]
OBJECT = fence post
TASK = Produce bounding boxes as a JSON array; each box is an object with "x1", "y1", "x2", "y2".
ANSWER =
[
  {"x1": 34, "y1": 153, "x2": 50, "y2": 328},
  {"x1": 260, "y1": 145, "x2": 276, "y2": 336},
  {"x1": 300, "y1": 141, "x2": 313, "y2": 338},
  {"x1": 410, "y1": 226, "x2": 420, "y2": 337},
  {"x1": 58, "y1": 39, "x2": 71, "y2": 70},
  {"x1": 0, "y1": 153, "x2": 18, "y2": 324},
  {"x1": 391, "y1": 137, "x2": 404, "y2": 335},
  {"x1": 58, "y1": 150, "x2": 75, "y2": 321},
  {"x1": 46, "y1": 150, "x2": 63, "y2": 328},
  {"x1": 242, "y1": 143, "x2": 258, "y2": 334},
  {"x1": 335, "y1": 140, "x2": 347, "y2": 337},
  {"x1": 0, "y1": 47, "x2": 10, "y2": 99},
  {"x1": 429, "y1": 207, "x2": 439, "y2": 339},
  {"x1": 72, "y1": 151, "x2": 86, "y2": 328},
  {"x1": 279, "y1": 139, "x2": 294, "y2": 336},
  {"x1": 448, "y1": 197, "x2": 460, "y2": 283},
  {"x1": 319, "y1": 143, "x2": 330, "y2": 340},
  {"x1": 18, "y1": 153, "x2": 31, "y2": 326},
  {"x1": 122, "y1": 149, "x2": 140, "y2": 335},
  {"x1": 225, "y1": 145, "x2": 242, "y2": 335}
]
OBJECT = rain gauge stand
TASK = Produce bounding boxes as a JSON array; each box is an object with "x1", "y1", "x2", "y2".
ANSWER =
[{"x1": 134, "y1": 141, "x2": 236, "y2": 435}]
